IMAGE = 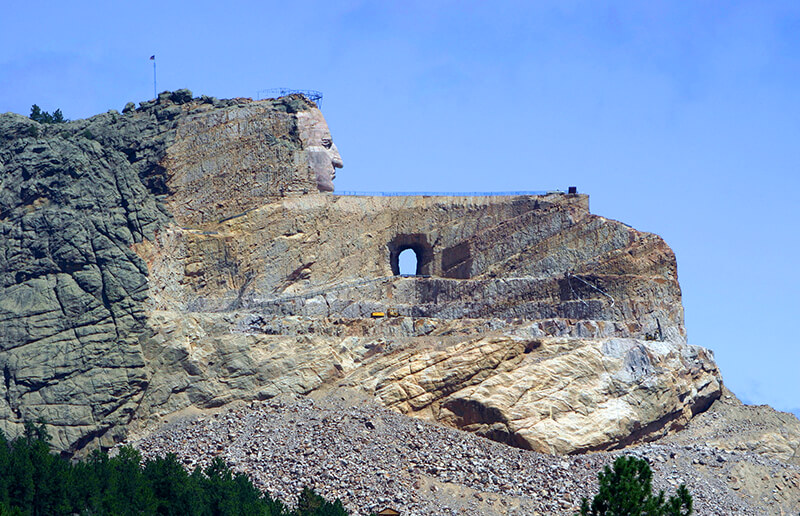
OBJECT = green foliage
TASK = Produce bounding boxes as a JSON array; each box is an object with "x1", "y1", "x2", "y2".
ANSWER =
[
  {"x1": 0, "y1": 422, "x2": 350, "y2": 516},
  {"x1": 579, "y1": 455, "x2": 693, "y2": 516},
  {"x1": 29, "y1": 104, "x2": 44, "y2": 122},
  {"x1": 29, "y1": 105, "x2": 67, "y2": 124},
  {"x1": 293, "y1": 486, "x2": 349, "y2": 516}
]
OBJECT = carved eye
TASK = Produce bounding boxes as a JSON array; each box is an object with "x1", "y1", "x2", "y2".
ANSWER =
[{"x1": 321, "y1": 138, "x2": 332, "y2": 149}]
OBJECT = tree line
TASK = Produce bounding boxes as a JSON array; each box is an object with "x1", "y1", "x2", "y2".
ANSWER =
[
  {"x1": 0, "y1": 420, "x2": 693, "y2": 516},
  {"x1": 28, "y1": 105, "x2": 66, "y2": 124},
  {"x1": 0, "y1": 422, "x2": 350, "y2": 516}
]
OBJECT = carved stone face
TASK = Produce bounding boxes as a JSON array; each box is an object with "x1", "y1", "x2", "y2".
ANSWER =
[{"x1": 297, "y1": 108, "x2": 343, "y2": 192}]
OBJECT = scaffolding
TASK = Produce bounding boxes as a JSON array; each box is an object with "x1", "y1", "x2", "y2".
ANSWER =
[{"x1": 257, "y1": 88, "x2": 323, "y2": 107}]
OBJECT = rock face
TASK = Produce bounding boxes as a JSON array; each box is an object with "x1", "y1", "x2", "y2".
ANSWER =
[
  {"x1": 0, "y1": 92, "x2": 334, "y2": 448},
  {"x1": 1, "y1": 91, "x2": 721, "y2": 455},
  {"x1": 352, "y1": 336, "x2": 719, "y2": 455}
]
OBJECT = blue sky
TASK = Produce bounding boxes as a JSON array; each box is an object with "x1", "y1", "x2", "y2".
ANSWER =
[{"x1": 2, "y1": 1, "x2": 799, "y2": 415}]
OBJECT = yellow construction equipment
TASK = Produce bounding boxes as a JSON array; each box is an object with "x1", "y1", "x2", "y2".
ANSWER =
[{"x1": 371, "y1": 309, "x2": 400, "y2": 318}]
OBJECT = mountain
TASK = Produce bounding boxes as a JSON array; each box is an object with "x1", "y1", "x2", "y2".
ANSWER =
[{"x1": 1, "y1": 90, "x2": 798, "y2": 513}]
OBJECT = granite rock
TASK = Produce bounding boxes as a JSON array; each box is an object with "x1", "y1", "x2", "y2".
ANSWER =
[
  {"x1": 0, "y1": 93, "x2": 333, "y2": 449},
  {"x1": 2, "y1": 93, "x2": 722, "y2": 457}
]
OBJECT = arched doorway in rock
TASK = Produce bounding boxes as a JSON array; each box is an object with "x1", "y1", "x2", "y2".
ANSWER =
[
  {"x1": 388, "y1": 234, "x2": 433, "y2": 276},
  {"x1": 398, "y1": 248, "x2": 418, "y2": 275}
]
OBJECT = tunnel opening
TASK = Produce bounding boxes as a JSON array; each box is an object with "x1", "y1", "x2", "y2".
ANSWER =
[
  {"x1": 398, "y1": 248, "x2": 419, "y2": 276},
  {"x1": 389, "y1": 234, "x2": 433, "y2": 276}
]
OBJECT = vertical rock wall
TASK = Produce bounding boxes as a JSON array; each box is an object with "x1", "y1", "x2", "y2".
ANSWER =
[
  {"x1": 0, "y1": 113, "x2": 165, "y2": 449},
  {"x1": 0, "y1": 93, "x2": 328, "y2": 449}
]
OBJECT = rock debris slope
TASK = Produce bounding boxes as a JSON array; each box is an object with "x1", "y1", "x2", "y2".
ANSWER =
[
  {"x1": 0, "y1": 91, "x2": 752, "y2": 464},
  {"x1": 126, "y1": 392, "x2": 800, "y2": 515}
]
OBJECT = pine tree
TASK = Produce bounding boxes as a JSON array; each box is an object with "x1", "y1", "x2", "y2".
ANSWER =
[
  {"x1": 25, "y1": 421, "x2": 69, "y2": 516},
  {"x1": 579, "y1": 455, "x2": 693, "y2": 516},
  {"x1": 29, "y1": 105, "x2": 44, "y2": 123},
  {"x1": 203, "y1": 457, "x2": 240, "y2": 516},
  {"x1": 0, "y1": 420, "x2": 352, "y2": 515},
  {"x1": 103, "y1": 446, "x2": 157, "y2": 515},
  {"x1": 295, "y1": 486, "x2": 348, "y2": 516},
  {"x1": 28, "y1": 105, "x2": 66, "y2": 124},
  {"x1": 143, "y1": 453, "x2": 194, "y2": 515},
  {"x1": 7, "y1": 437, "x2": 34, "y2": 513},
  {"x1": 296, "y1": 486, "x2": 325, "y2": 514},
  {"x1": 0, "y1": 431, "x2": 11, "y2": 511}
]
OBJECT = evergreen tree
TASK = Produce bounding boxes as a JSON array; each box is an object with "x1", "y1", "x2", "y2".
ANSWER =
[
  {"x1": 7, "y1": 436, "x2": 34, "y2": 513},
  {"x1": 579, "y1": 455, "x2": 693, "y2": 516},
  {"x1": 83, "y1": 449, "x2": 112, "y2": 514},
  {"x1": 29, "y1": 105, "x2": 44, "y2": 123},
  {"x1": 296, "y1": 486, "x2": 324, "y2": 514},
  {"x1": 188, "y1": 466, "x2": 211, "y2": 514},
  {"x1": 203, "y1": 457, "x2": 240, "y2": 516},
  {"x1": 294, "y1": 486, "x2": 348, "y2": 516},
  {"x1": 142, "y1": 453, "x2": 196, "y2": 515},
  {"x1": 261, "y1": 491, "x2": 289, "y2": 516},
  {"x1": 0, "y1": 431, "x2": 10, "y2": 510},
  {"x1": 25, "y1": 422, "x2": 69, "y2": 516},
  {"x1": 664, "y1": 485, "x2": 693, "y2": 516},
  {"x1": 28, "y1": 105, "x2": 66, "y2": 124},
  {"x1": 231, "y1": 471, "x2": 272, "y2": 515},
  {"x1": 102, "y1": 446, "x2": 157, "y2": 515},
  {"x1": 0, "y1": 420, "x2": 351, "y2": 516}
]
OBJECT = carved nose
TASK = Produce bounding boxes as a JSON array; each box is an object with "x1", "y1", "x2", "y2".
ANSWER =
[{"x1": 331, "y1": 144, "x2": 343, "y2": 168}]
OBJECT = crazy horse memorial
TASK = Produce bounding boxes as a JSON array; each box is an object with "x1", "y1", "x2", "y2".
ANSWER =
[{"x1": 1, "y1": 91, "x2": 799, "y2": 514}]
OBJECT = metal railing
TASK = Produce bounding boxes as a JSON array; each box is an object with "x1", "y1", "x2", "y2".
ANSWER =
[
  {"x1": 333, "y1": 190, "x2": 557, "y2": 197},
  {"x1": 257, "y1": 88, "x2": 323, "y2": 107}
]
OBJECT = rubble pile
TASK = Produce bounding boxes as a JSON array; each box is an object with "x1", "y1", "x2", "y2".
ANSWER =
[{"x1": 127, "y1": 394, "x2": 789, "y2": 515}]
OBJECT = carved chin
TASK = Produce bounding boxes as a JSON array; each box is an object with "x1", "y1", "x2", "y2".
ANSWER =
[{"x1": 316, "y1": 172, "x2": 334, "y2": 192}]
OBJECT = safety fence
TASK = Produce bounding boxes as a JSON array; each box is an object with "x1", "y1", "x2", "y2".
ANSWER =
[
  {"x1": 333, "y1": 190, "x2": 556, "y2": 197},
  {"x1": 257, "y1": 88, "x2": 323, "y2": 106}
]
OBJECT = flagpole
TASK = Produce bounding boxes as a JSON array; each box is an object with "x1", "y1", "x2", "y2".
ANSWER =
[{"x1": 152, "y1": 56, "x2": 157, "y2": 99}]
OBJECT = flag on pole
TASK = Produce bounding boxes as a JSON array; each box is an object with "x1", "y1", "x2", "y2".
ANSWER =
[{"x1": 150, "y1": 56, "x2": 157, "y2": 99}]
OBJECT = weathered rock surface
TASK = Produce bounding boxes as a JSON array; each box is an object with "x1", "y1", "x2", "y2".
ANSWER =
[
  {"x1": 0, "y1": 93, "x2": 328, "y2": 448},
  {"x1": 0, "y1": 109, "x2": 167, "y2": 449},
  {"x1": 125, "y1": 392, "x2": 800, "y2": 515},
  {"x1": 3, "y1": 92, "x2": 721, "y2": 459},
  {"x1": 348, "y1": 335, "x2": 719, "y2": 454},
  {"x1": 121, "y1": 310, "x2": 719, "y2": 456},
  {"x1": 664, "y1": 386, "x2": 800, "y2": 465}
]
